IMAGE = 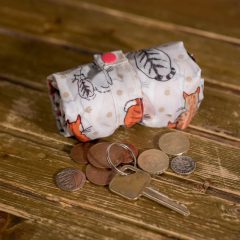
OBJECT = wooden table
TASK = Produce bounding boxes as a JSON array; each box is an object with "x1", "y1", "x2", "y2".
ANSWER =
[{"x1": 0, "y1": 1, "x2": 239, "y2": 239}]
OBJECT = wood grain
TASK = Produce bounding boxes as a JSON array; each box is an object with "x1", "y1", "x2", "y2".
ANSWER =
[
  {"x1": 0, "y1": 0, "x2": 239, "y2": 87},
  {"x1": 0, "y1": 188, "x2": 169, "y2": 240},
  {"x1": 84, "y1": 0, "x2": 240, "y2": 39},
  {"x1": 2, "y1": 220, "x2": 112, "y2": 240},
  {"x1": 0, "y1": 133, "x2": 240, "y2": 240},
  {"x1": 0, "y1": 0, "x2": 239, "y2": 239}
]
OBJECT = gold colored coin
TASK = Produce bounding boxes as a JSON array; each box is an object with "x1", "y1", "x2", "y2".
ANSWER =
[
  {"x1": 137, "y1": 149, "x2": 169, "y2": 174},
  {"x1": 158, "y1": 132, "x2": 190, "y2": 156}
]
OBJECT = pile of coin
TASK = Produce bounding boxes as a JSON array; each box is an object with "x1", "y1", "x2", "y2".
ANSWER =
[
  {"x1": 53, "y1": 132, "x2": 195, "y2": 217},
  {"x1": 54, "y1": 131, "x2": 195, "y2": 192},
  {"x1": 137, "y1": 132, "x2": 196, "y2": 175},
  {"x1": 54, "y1": 141, "x2": 139, "y2": 191}
]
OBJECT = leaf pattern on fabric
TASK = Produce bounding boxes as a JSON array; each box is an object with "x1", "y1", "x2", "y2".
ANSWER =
[
  {"x1": 72, "y1": 68, "x2": 96, "y2": 100},
  {"x1": 78, "y1": 79, "x2": 95, "y2": 100},
  {"x1": 72, "y1": 65, "x2": 114, "y2": 99},
  {"x1": 134, "y1": 48, "x2": 176, "y2": 81}
]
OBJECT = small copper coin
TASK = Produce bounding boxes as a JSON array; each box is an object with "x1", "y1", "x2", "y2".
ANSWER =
[
  {"x1": 87, "y1": 142, "x2": 125, "y2": 168},
  {"x1": 122, "y1": 143, "x2": 139, "y2": 164},
  {"x1": 159, "y1": 132, "x2": 190, "y2": 156},
  {"x1": 70, "y1": 143, "x2": 94, "y2": 164},
  {"x1": 137, "y1": 149, "x2": 169, "y2": 174},
  {"x1": 55, "y1": 168, "x2": 86, "y2": 191},
  {"x1": 86, "y1": 164, "x2": 115, "y2": 186}
]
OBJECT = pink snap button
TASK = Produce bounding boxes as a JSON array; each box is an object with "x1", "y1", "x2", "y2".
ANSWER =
[{"x1": 101, "y1": 52, "x2": 117, "y2": 63}]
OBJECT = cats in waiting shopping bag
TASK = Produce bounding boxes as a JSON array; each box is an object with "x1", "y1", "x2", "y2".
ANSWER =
[{"x1": 168, "y1": 87, "x2": 200, "y2": 129}]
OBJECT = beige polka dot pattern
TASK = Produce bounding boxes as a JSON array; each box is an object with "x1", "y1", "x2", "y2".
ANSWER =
[
  {"x1": 84, "y1": 106, "x2": 92, "y2": 113},
  {"x1": 178, "y1": 54, "x2": 184, "y2": 59},
  {"x1": 164, "y1": 89, "x2": 170, "y2": 96},
  {"x1": 106, "y1": 112, "x2": 113, "y2": 118},
  {"x1": 158, "y1": 107, "x2": 165, "y2": 112},
  {"x1": 117, "y1": 90, "x2": 123, "y2": 96},
  {"x1": 62, "y1": 92, "x2": 69, "y2": 98}
]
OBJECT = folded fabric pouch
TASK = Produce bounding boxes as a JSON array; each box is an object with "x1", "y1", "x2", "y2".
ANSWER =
[{"x1": 47, "y1": 42, "x2": 204, "y2": 142}]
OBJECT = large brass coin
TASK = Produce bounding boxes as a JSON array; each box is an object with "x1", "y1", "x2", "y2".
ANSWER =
[
  {"x1": 137, "y1": 149, "x2": 169, "y2": 174},
  {"x1": 158, "y1": 132, "x2": 190, "y2": 156}
]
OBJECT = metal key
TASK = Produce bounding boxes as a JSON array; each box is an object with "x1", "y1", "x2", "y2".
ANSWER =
[{"x1": 109, "y1": 165, "x2": 190, "y2": 216}]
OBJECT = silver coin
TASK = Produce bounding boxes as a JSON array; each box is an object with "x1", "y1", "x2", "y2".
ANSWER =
[
  {"x1": 170, "y1": 156, "x2": 196, "y2": 175},
  {"x1": 158, "y1": 132, "x2": 190, "y2": 156},
  {"x1": 137, "y1": 149, "x2": 169, "y2": 175}
]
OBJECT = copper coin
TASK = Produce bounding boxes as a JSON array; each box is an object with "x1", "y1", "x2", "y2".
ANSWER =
[
  {"x1": 122, "y1": 143, "x2": 139, "y2": 164},
  {"x1": 70, "y1": 143, "x2": 94, "y2": 164},
  {"x1": 86, "y1": 164, "x2": 115, "y2": 186},
  {"x1": 137, "y1": 149, "x2": 169, "y2": 174},
  {"x1": 55, "y1": 168, "x2": 86, "y2": 191},
  {"x1": 87, "y1": 142, "x2": 125, "y2": 168}
]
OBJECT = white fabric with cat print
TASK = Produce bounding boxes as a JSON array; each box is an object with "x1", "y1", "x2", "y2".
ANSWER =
[
  {"x1": 47, "y1": 42, "x2": 204, "y2": 141},
  {"x1": 127, "y1": 41, "x2": 204, "y2": 128},
  {"x1": 47, "y1": 50, "x2": 143, "y2": 141}
]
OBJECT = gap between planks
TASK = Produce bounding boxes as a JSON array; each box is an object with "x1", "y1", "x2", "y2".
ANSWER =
[
  {"x1": 0, "y1": 26, "x2": 239, "y2": 94},
  {"x1": 48, "y1": 0, "x2": 240, "y2": 46},
  {"x1": 0, "y1": 26, "x2": 98, "y2": 55}
]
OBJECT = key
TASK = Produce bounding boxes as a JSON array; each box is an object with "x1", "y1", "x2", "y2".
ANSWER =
[{"x1": 109, "y1": 165, "x2": 190, "y2": 216}]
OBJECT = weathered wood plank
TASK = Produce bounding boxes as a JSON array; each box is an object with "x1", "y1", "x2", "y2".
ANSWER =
[
  {"x1": 2, "y1": 220, "x2": 106, "y2": 240},
  {"x1": 0, "y1": 188, "x2": 168, "y2": 240},
  {"x1": 84, "y1": 0, "x2": 240, "y2": 39},
  {"x1": 0, "y1": 133, "x2": 240, "y2": 240},
  {"x1": 0, "y1": 0, "x2": 239, "y2": 86}
]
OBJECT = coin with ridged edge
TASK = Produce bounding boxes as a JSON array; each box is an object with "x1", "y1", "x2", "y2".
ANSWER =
[
  {"x1": 158, "y1": 132, "x2": 190, "y2": 156},
  {"x1": 55, "y1": 168, "x2": 86, "y2": 191},
  {"x1": 137, "y1": 149, "x2": 169, "y2": 174},
  {"x1": 170, "y1": 156, "x2": 196, "y2": 175}
]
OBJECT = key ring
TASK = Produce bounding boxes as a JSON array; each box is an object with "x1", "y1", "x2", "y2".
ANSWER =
[{"x1": 106, "y1": 142, "x2": 137, "y2": 176}]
